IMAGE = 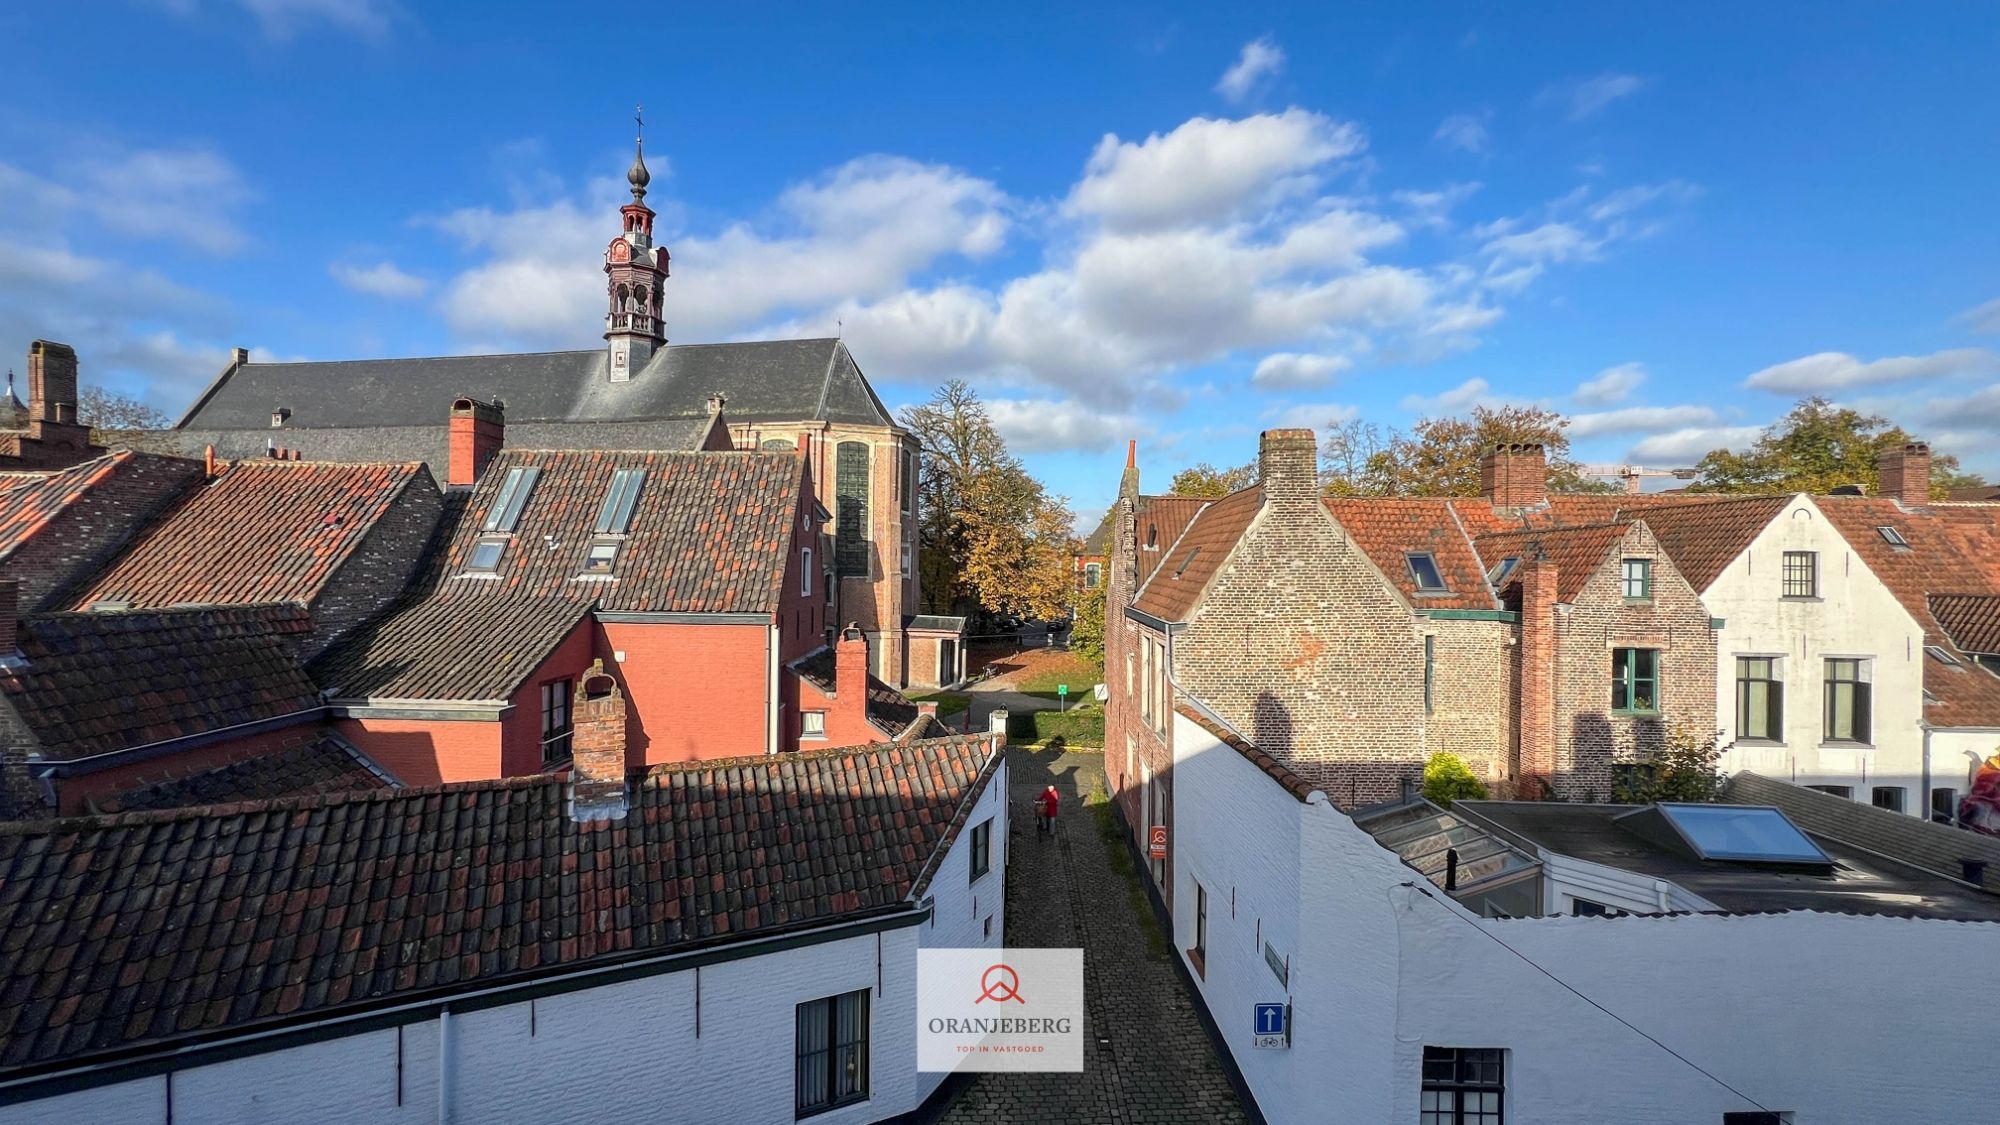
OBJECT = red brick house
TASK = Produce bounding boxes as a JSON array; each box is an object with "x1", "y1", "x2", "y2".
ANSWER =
[
  {"x1": 1103, "y1": 432, "x2": 1720, "y2": 893},
  {"x1": 0, "y1": 341, "x2": 101, "y2": 473}
]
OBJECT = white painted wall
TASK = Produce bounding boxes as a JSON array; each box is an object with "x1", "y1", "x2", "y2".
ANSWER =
[
  {"x1": 1172, "y1": 710, "x2": 1996, "y2": 1125},
  {"x1": 1701, "y1": 497, "x2": 1929, "y2": 809},
  {"x1": 1, "y1": 753, "x2": 1010, "y2": 1125}
]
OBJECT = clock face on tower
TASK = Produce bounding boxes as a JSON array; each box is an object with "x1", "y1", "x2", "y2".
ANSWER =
[{"x1": 607, "y1": 239, "x2": 631, "y2": 264}]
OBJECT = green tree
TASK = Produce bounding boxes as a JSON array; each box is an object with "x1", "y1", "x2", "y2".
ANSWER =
[
  {"x1": 1069, "y1": 579, "x2": 1107, "y2": 672},
  {"x1": 1354, "y1": 405, "x2": 1615, "y2": 497},
  {"x1": 1612, "y1": 726, "x2": 1725, "y2": 803},
  {"x1": 899, "y1": 380, "x2": 1076, "y2": 621},
  {"x1": 1691, "y1": 397, "x2": 1978, "y2": 497},
  {"x1": 1168, "y1": 460, "x2": 1257, "y2": 497},
  {"x1": 1421, "y1": 751, "x2": 1489, "y2": 806}
]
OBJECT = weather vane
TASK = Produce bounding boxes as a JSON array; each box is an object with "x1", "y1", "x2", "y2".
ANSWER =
[{"x1": 636, "y1": 104, "x2": 644, "y2": 143}]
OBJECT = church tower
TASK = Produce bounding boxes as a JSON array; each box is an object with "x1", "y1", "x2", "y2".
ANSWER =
[{"x1": 604, "y1": 113, "x2": 669, "y2": 382}]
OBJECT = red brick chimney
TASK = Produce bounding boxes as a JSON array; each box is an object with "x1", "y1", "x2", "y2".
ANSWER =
[
  {"x1": 448, "y1": 397, "x2": 505, "y2": 488},
  {"x1": 1514, "y1": 556, "x2": 1557, "y2": 784},
  {"x1": 1258, "y1": 428, "x2": 1319, "y2": 508},
  {"x1": 569, "y1": 659, "x2": 628, "y2": 820},
  {"x1": 1877, "y1": 442, "x2": 1931, "y2": 503},
  {"x1": 27, "y1": 340, "x2": 78, "y2": 428},
  {"x1": 0, "y1": 578, "x2": 17, "y2": 657},
  {"x1": 1481, "y1": 443, "x2": 1547, "y2": 510},
  {"x1": 836, "y1": 623, "x2": 871, "y2": 732}
]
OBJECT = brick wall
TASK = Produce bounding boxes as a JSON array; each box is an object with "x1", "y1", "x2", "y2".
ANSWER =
[
  {"x1": 10, "y1": 455, "x2": 206, "y2": 612},
  {"x1": 1545, "y1": 523, "x2": 1718, "y2": 799},
  {"x1": 1422, "y1": 617, "x2": 1516, "y2": 781},
  {"x1": 302, "y1": 471, "x2": 444, "y2": 660}
]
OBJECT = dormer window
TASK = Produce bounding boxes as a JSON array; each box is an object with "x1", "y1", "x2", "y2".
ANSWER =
[
  {"x1": 482, "y1": 467, "x2": 541, "y2": 533},
  {"x1": 467, "y1": 538, "x2": 506, "y2": 573},
  {"x1": 1406, "y1": 552, "x2": 1449, "y2": 593},
  {"x1": 1877, "y1": 525, "x2": 1910, "y2": 550},
  {"x1": 594, "y1": 468, "x2": 646, "y2": 535}
]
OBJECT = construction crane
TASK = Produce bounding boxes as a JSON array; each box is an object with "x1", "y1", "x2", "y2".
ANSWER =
[{"x1": 1578, "y1": 464, "x2": 1699, "y2": 495}]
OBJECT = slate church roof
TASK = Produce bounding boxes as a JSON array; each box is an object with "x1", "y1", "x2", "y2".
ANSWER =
[
  {"x1": 0, "y1": 734, "x2": 1001, "y2": 1078},
  {"x1": 166, "y1": 338, "x2": 894, "y2": 466}
]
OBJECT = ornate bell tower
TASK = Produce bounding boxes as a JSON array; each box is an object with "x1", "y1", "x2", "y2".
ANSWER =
[{"x1": 605, "y1": 108, "x2": 669, "y2": 382}]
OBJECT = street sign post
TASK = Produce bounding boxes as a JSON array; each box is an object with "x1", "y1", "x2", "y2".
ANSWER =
[
  {"x1": 1253, "y1": 1003, "x2": 1289, "y2": 1049},
  {"x1": 1057, "y1": 684, "x2": 1068, "y2": 712}
]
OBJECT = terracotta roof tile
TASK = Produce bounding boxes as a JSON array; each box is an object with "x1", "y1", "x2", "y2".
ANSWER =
[
  {"x1": 788, "y1": 647, "x2": 925, "y2": 737},
  {"x1": 70, "y1": 459, "x2": 426, "y2": 610},
  {"x1": 0, "y1": 606, "x2": 318, "y2": 761},
  {"x1": 1613, "y1": 494, "x2": 1791, "y2": 591},
  {"x1": 1132, "y1": 487, "x2": 1260, "y2": 622},
  {"x1": 1134, "y1": 495, "x2": 1210, "y2": 585},
  {"x1": 1323, "y1": 497, "x2": 1495, "y2": 610},
  {"x1": 1475, "y1": 522, "x2": 1632, "y2": 604},
  {"x1": 95, "y1": 732, "x2": 394, "y2": 814},
  {"x1": 1174, "y1": 703, "x2": 1315, "y2": 802},
  {"x1": 1930, "y1": 594, "x2": 2000, "y2": 656},
  {"x1": 0, "y1": 734, "x2": 1000, "y2": 1076},
  {"x1": 310, "y1": 597, "x2": 594, "y2": 702}
]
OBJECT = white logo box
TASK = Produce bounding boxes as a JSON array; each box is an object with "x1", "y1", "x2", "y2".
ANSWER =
[{"x1": 916, "y1": 947, "x2": 1084, "y2": 1072}]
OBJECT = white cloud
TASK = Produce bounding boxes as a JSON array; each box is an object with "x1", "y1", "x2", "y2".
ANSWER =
[
  {"x1": 1215, "y1": 37, "x2": 1285, "y2": 103},
  {"x1": 329, "y1": 260, "x2": 428, "y2": 299},
  {"x1": 1957, "y1": 297, "x2": 2000, "y2": 335},
  {"x1": 1627, "y1": 425, "x2": 1764, "y2": 464},
  {"x1": 1067, "y1": 110, "x2": 1363, "y2": 231},
  {"x1": 1400, "y1": 377, "x2": 1496, "y2": 414},
  {"x1": 984, "y1": 397, "x2": 1144, "y2": 454},
  {"x1": 1393, "y1": 183, "x2": 1480, "y2": 230},
  {"x1": 1545, "y1": 72, "x2": 1647, "y2": 120},
  {"x1": 1481, "y1": 221, "x2": 1600, "y2": 266},
  {"x1": 1588, "y1": 180, "x2": 1698, "y2": 223},
  {"x1": 161, "y1": 0, "x2": 399, "y2": 40},
  {"x1": 1, "y1": 150, "x2": 254, "y2": 256},
  {"x1": 1434, "y1": 113, "x2": 1490, "y2": 153},
  {"x1": 1743, "y1": 348, "x2": 2000, "y2": 392},
  {"x1": 1265, "y1": 400, "x2": 1361, "y2": 431},
  {"x1": 1568, "y1": 404, "x2": 1718, "y2": 438},
  {"x1": 1252, "y1": 352, "x2": 1353, "y2": 389},
  {"x1": 1573, "y1": 362, "x2": 1646, "y2": 406}
]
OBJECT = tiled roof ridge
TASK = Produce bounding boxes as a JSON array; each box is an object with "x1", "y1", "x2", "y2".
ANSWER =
[
  {"x1": 0, "y1": 451, "x2": 133, "y2": 557},
  {"x1": 1174, "y1": 700, "x2": 1316, "y2": 803},
  {"x1": 0, "y1": 733, "x2": 998, "y2": 838},
  {"x1": 1477, "y1": 517, "x2": 1635, "y2": 538},
  {"x1": 906, "y1": 735, "x2": 1008, "y2": 899},
  {"x1": 23, "y1": 601, "x2": 311, "y2": 627}
]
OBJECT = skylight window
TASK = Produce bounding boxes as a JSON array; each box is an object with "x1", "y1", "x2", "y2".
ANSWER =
[
  {"x1": 1487, "y1": 557, "x2": 1520, "y2": 587},
  {"x1": 482, "y1": 467, "x2": 541, "y2": 533},
  {"x1": 1173, "y1": 546, "x2": 1201, "y2": 578},
  {"x1": 1622, "y1": 803, "x2": 1830, "y2": 866},
  {"x1": 1926, "y1": 645, "x2": 1962, "y2": 667},
  {"x1": 581, "y1": 541, "x2": 620, "y2": 575},
  {"x1": 1876, "y1": 525, "x2": 1910, "y2": 549},
  {"x1": 1406, "y1": 552, "x2": 1449, "y2": 593},
  {"x1": 467, "y1": 538, "x2": 506, "y2": 573},
  {"x1": 593, "y1": 468, "x2": 646, "y2": 535}
]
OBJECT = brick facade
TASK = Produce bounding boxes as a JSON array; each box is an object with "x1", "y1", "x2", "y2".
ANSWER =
[
  {"x1": 299, "y1": 470, "x2": 443, "y2": 660},
  {"x1": 3, "y1": 454, "x2": 207, "y2": 612}
]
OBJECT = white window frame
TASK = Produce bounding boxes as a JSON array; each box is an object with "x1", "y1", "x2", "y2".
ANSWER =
[
  {"x1": 801, "y1": 548, "x2": 813, "y2": 596},
  {"x1": 801, "y1": 710, "x2": 827, "y2": 739}
]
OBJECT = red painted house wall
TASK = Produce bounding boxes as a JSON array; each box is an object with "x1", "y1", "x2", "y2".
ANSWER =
[
  {"x1": 595, "y1": 620, "x2": 773, "y2": 764},
  {"x1": 335, "y1": 716, "x2": 501, "y2": 787},
  {"x1": 501, "y1": 619, "x2": 599, "y2": 777}
]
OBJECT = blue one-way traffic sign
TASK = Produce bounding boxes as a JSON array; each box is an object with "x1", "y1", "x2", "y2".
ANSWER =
[{"x1": 1252, "y1": 1003, "x2": 1288, "y2": 1049}]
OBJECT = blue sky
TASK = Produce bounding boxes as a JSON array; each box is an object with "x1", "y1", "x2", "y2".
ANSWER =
[{"x1": 4, "y1": 2, "x2": 1998, "y2": 525}]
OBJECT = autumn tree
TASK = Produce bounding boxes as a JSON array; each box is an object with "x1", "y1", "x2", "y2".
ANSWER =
[
  {"x1": 1069, "y1": 579, "x2": 1107, "y2": 670},
  {"x1": 1350, "y1": 405, "x2": 1613, "y2": 497},
  {"x1": 1168, "y1": 460, "x2": 1257, "y2": 497},
  {"x1": 1691, "y1": 397, "x2": 1980, "y2": 497},
  {"x1": 1320, "y1": 419, "x2": 1386, "y2": 497},
  {"x1": 899, "y1": 380, "x2": 1076, "y2": 622},
  {"x1": 78, "y1": 387, "x2": 169, "y2": 432}
]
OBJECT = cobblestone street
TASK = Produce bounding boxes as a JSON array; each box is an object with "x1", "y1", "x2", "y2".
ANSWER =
[{"x1": 939, "y1": 745, "x2": 1248, "y2": 1125}]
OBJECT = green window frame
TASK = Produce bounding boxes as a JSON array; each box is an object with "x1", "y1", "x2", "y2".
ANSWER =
[
  {"x1": 1824, "y1": 658, "x2": 1871, "y2": 744},
  {"x1": 1611, "y1": 647, "x2": 1660, "y2": 714},
  {"x1": 1621, "y1": 558, "x2": 1652, "y2": 600}
]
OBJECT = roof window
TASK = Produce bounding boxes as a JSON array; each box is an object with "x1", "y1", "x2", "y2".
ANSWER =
[
  {"x1": 1615, "y1": 803, "x2": 1831, "y2": 870},
  {"x1": 581, "y1": 541, "x2": 621, "y2": 575},
  {"x1": 1406, "y1": 552, "x2": 1449, "y2": 593},
  {"x1": 466, "y1": 538, "x2": 506, "y2": 573},
  {"x1": 1173, "y1": 546, "x2": 1201, "y2": 578},
  {"x1": 593, "y1": 468, "x2": 646, "y2": 535},
  {"x1": 1487, "y1": 556, "x2": 1520, "y2": 587},
  {"x1": 481, "y1": 467, "x2": 541, "y2": 533},
  {"x1": 1876, "y1": 525, "x2": 1910, "y2": 549},
  {"x1": 1926, "y1": 645, "x2": 1962, "y2": 667}
]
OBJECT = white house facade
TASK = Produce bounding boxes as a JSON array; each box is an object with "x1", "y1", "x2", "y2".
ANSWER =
[{"x1": 1170, "y1": 705, "x2": 1996, "y2": 1125}]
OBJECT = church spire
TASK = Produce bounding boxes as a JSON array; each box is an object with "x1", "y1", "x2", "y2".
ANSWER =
[{"x1": 604, "y1": 106, "x2": 668, "y2": 382}]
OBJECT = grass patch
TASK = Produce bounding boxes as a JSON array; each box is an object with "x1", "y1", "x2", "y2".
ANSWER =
[
  {"x1": 1009, "y1": 650, "x2": 1105, "y2": 696},
  {"x1": 1080, "y1": 765, "x2": 1169, "y2": 960},
  {"x1": 906, "y1": 690, "x2": 970, "y2": 718}
]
